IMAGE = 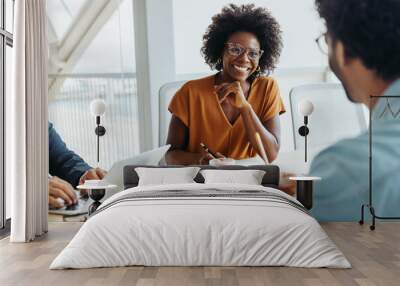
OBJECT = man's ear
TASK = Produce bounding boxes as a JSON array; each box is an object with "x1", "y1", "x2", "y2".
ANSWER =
[{"x1": 334, "y1": 40, "x2": 348, "y2": 67}]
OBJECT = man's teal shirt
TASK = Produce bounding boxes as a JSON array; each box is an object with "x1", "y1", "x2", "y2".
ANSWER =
[{"x1": 310, "y1": 79, "x2": 400, "y2": 221}]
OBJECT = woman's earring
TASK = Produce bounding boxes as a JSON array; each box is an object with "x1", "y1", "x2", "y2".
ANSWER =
[
  {"x1": 217, "y1": 58, "x2": 222, "y2": 68},
  {"x1": 256, "y1": 66, "x2": 261, "y2": 72}
]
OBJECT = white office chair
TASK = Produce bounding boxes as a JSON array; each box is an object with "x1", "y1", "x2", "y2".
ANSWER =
[
  {"x1": 289, "y1": 83, "x2": 368, "y2": 151},
  {"x1": 159, "y1": 80, "x2": 187, "y2": 146}
]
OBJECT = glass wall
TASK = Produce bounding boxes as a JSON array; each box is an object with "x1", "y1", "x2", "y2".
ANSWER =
[
  {"x1": 1, "y1": 0, "x2": 14, "y2": 229},
  {"x1": 5, "y1": 0, "x2": 13, "y2": 33},
  {"x1": 47, "y1": 0, "x2": 138, "y2": 170},
  {"x1": 4, "y1": 44, "x2": 11, "y2": 221},
  {"x1": 173, "y1": 0, "x2": 325, "y2": 75}
]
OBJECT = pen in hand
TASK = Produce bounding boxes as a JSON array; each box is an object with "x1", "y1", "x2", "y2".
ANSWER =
[
  {"x1": 200, "y1": 142, "x2": 217, "y2": 159},
  {"x1": 255, "y1": 132, "x2": 268, "y2": 164}
]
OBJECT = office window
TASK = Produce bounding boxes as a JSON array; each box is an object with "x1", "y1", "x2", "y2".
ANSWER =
[
  {"x1": 1, "y1": 0, "x2": 14, "y2": 230},
  {"x1": 47, "y1": 0, "x2": 139, "y2": 169},
  {"x1": 5, "y1": 0, "x2": 13, "y2": 33},
  {"x1": 173, "y1": 0, "x2": 325, "y2": 76}
]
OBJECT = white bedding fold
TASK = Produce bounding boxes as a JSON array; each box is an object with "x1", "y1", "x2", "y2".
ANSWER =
[{"x1": 50, "y1": 183, "x2": 350, "y2": 269}]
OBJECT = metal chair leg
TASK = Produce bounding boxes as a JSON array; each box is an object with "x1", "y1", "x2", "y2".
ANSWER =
[
  {"x1": 370, "y1": 206, "x2": 376, "y2": 231},
  {"x1": 359, "y1": 204, "x2": 365, "y2": 225}
]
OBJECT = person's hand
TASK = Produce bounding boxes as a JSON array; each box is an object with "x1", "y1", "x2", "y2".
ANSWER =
[
  {"x1": 48, "y1": 176, "x2": 77, "y2": 209},
  {"x1": 215, "y1": 81, "x2": 248, "y2": 110},
  {"x1": 78, "y1": 168, "x2": 108, "y2": 196},
  {"x1": 278, "y1": 172, "x2": 297, "y2": 196},
  {"x1": 198, "y1": 148, "x2": 225, "y2": 165}
]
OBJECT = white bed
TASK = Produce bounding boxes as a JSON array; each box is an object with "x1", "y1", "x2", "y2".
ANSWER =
[{"x1": 50, "y1": 183, "x2": 350, "y2": 269}]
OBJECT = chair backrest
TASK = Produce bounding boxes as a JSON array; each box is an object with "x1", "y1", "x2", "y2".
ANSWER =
[
  {"x1": 159, "y1": 80, "x2": 187, "y2": 146},
  {"x1": 289, "y1": 83, "x2": 367, "y2": 150}
]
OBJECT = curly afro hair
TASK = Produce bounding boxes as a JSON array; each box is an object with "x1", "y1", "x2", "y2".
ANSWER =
[
  {"x1": 201, "y1": 4, "x2": 282, "y2": 79},
  {"x1": 316, "y1": 0, "x2": 400, "y2": 81}
]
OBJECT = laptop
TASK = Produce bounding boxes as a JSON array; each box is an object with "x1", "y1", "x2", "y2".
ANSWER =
[{"x1": 48, "y1": 191, "x2": 93, "y2": 216}]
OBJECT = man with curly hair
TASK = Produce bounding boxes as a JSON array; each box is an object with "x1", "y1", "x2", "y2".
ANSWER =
[
  {"x1": 165, "y1": 4, "x2": 285, "y2": 165},
  {"x1": 310, "y1": 0, "x2": 400, "y2": 221}
]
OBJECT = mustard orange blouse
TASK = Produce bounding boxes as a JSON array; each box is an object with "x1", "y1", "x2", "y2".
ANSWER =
[{"x1": 168, "y1": 75, "x2": 285, "y2": 159}]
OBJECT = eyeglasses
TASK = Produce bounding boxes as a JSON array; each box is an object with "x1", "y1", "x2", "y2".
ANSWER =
[
  {"x1": 315, "y1": 33, "x2": 328, "y2": 55},
  {"x1": 225, "y1": 42, "x2": 264, "y2": 61}
]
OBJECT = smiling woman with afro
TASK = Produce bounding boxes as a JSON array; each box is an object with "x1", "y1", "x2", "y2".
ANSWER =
[{"x1": 166, "y1": 4, "x2": 286, "y2": 170}]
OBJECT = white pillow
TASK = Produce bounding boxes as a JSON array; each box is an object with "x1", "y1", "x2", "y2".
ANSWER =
[
  {"x1": 200, "y1": 169, "x2": 266, "y2": 185},
  {"x1": 103, "y1": 145, "x2": 171, "y2": 191},
  {"x1": 135, "y1": 167, "x2": 200, "y2": 186}
]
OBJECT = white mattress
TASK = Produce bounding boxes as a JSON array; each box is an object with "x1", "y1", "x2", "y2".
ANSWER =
[{"x1": 50, "y1": 183, "x2": 350, "y2": 269}]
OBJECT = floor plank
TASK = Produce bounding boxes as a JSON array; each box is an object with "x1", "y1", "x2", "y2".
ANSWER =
[{"x1": 0, "y1": 222, "x2": 399, "y2": 286}]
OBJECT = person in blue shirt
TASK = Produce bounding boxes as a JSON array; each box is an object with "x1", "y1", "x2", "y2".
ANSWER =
[
  {"x1": 49, "y1": 122, "x2": 106, "y2": 208},
  {"x1": 309, "y1": 0, "x2": 400, "y2": 221}
]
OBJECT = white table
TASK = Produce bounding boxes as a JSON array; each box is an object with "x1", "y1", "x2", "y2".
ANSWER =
[{"x1": 77, "y1": 183, "x2": 117, "y2": 215}]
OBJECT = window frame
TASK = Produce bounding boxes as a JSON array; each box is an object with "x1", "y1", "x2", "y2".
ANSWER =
[{"x1": 0, "y1": 0, "x2": 13, "y2": 234}]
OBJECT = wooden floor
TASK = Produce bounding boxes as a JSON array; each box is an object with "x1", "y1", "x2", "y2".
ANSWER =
[{"x1": 0, "y1": 222, "x2": 399, "y2": 286}]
